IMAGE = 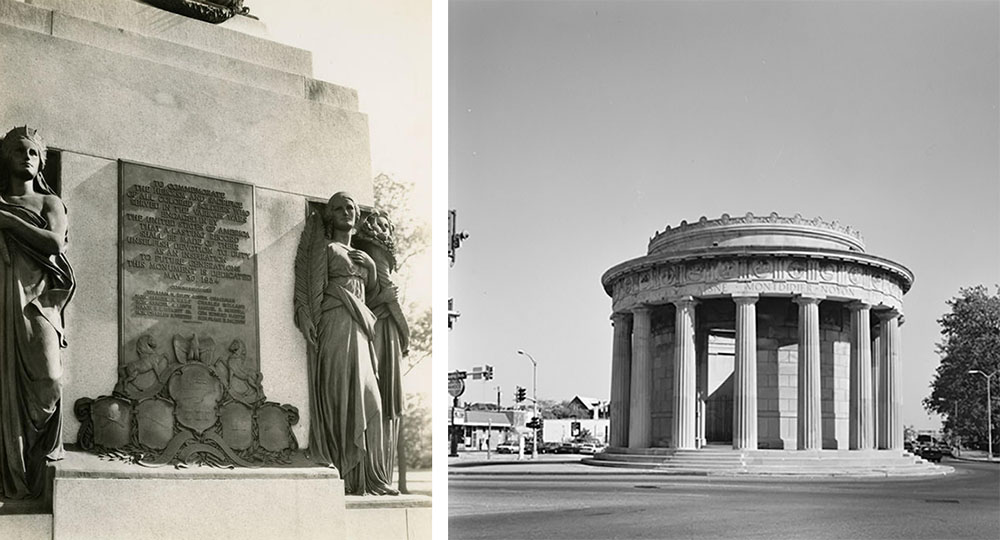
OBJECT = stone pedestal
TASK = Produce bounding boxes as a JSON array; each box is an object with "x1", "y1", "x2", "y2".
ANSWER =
[{"x1": 52, "y1": 452, "x2": 346, "y2": 540}]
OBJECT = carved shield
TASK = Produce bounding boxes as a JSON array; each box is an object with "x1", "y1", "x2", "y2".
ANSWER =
[
  {"x1": 92, "y1": 397, "x2": 132, "y2": 449},
  {"x1": 136, "y1": 398, "x2": 175, "y2": 449},
  {"x1": 168, "y1": 364, "x2": 223, "y2": 434},
  {"x1": 257, "y1": 403, "x2": 293, "y2": 452},
  {"x1": 220, "y1": 402, "x2": 253, "y2": 450}
]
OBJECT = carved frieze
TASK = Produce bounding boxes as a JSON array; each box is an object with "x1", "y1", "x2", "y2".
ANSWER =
[{"x1": 610, "y1": 256, "x2": 905, "y2": 313}]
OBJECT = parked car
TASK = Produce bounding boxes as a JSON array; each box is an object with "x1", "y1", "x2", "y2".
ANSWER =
[
  {"x1": 496, "y1": 442, "x2": 519, "y2": 454},
  {"x1": 917, "y1": 444, "x2": 944, "y2": 463},
  {"x1": 579, "y1": 443, "x2": 606, "y2": 455},
  {"x1": 555, "y1": 442, "x2": 581, "y2": 454},
  {"x1": 538, "y1": 442, "x2": 562, "y2": 454}
]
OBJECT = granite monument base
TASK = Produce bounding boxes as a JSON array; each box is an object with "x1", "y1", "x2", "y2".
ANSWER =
[{"x1": 52, "y1": 451, "x2": 346, "y2": 540}]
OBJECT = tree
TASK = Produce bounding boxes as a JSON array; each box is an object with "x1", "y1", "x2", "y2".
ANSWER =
[
  {"x1": 372, "y1": 173, "x2": 431, "y2": 480},
  {"x1": 373, "y1": 173, "x2": 431, "y2": 376},
  {"x1": 399, "y1": 393, "x2": 431, "y2": 470},
  {"x1": 923, "y1": 285, "x2": 1000, "y2": 451}
]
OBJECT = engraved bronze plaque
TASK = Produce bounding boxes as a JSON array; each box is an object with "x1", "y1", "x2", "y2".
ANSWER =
[
  {"x1": 92, "y1": 397, "x2": 132, "y2": 449},
  {"x1": 136, "y1": 397, "x2": 176, "y2": 449},
  {"x1": 119, "y1": 162, "x2": 259, "y2": 371},
  {"x1": 168, "y1": 364, "x2": 223, "y2": 434}
]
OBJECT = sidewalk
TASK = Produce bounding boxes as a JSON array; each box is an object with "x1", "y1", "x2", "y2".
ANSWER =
[{"x1": 948, "y1": 449, "x2": 999, "y2": 463}]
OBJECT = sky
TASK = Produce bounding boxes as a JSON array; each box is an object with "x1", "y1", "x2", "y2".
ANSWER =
[
  {"x1": 449, "y1": 0, "x2": 999, "y2": 431},
  {"x1": 250, "y1": 1, "x2": 432, "y2": 395}
]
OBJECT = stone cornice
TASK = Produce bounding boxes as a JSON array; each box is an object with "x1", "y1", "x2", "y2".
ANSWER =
[{"x1": 602, "y1": 246, "x2": 913, "y2": 294}]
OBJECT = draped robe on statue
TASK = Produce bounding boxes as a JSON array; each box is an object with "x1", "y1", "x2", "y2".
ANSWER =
[
  {"x1": 0, "y1": 201, "x2": 74, "y2": 499},
  {"x1": 302, "y1": 239, "x2": 392, "y2": 494},
  {"x1": 366, "y1": 274, "x2": 405, "y2": 483}
]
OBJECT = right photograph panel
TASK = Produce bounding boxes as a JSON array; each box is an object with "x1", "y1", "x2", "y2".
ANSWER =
[{"x1": 448, "y1": 1, "x2": 1000, "y2": 539}]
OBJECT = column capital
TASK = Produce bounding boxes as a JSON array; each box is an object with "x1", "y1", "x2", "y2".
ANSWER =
[
  {"x1": 671, "y1": 296, "x2": 698, "y2": 309},
  {"x1": 631, "y1": 305, "x2": 653, "y2": 316},
  {"x1": 875, "y1": 308, "x2": 900, "y2": 321},
  {"x1": 793, "y1": 293, "x2": 825, "y2": 305},
  {"x1": 732, "y1": 293, "x2": 759, "y2": 305},
  {"x1": 610, "y1": 311, "x2": 632, "y2": 325},
  {"x1": 846, "y1": 301, "x2": 872, "y2": 312}
]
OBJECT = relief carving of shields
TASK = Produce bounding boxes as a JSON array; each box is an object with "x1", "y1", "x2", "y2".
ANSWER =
[
  {"x1": 168, "y1": 364, "x2": 224, "y2": 434},
  {"x1": 136, "y1": 398, "x2": 175, "y2": 449},
  {"x1": 221, "y1": 402, "x2": 253, "y2": 450},
  {"x1": 92, "y1": 397, "x2": 132, "y2": 449},
  {"x1": 258, "y1": 403, "x2": 294, "y2": 452}
]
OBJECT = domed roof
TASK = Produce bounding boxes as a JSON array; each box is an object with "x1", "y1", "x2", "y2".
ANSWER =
[{"x1": 648, "y1": 212, "x2": 865, "y2": 255}]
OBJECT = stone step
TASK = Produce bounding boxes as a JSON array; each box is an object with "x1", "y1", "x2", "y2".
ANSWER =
[
  {"x1": 587, "y1": 449, "x2": 952, "y2": 476},
  {"x1": 0, "y1": 0, "x2": 358, "y2": 109},
  {"x1": 0, "y1": 511, "x2": 51, "y2": 540}
]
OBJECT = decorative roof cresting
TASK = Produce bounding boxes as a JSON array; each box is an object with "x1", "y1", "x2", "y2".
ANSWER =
[{"x1": 652, "y1": 212, "x2": 864, "y2": 243}]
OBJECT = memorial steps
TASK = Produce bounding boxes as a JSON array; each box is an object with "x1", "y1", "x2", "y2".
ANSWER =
[{"x1": 584, "y1": 445, "x2": 952, "y2": 477}]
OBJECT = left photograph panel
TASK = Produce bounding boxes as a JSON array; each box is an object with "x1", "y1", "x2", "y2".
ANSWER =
[{"x1": 0, "y1": 0, "x2": 431, "y2": 538}]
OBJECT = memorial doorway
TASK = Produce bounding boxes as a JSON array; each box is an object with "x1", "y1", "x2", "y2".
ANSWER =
[{"x1": 703, "y1": 332, "x2": 734, "y2": 444}]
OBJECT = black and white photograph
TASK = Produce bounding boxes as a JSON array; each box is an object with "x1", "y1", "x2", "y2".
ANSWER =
[
  {"x1": 449, "y1": 1, "x2": 998, "y2": 539},
  {"x1": 0, "y1": 0, "x2": 431, "y2": 538}
]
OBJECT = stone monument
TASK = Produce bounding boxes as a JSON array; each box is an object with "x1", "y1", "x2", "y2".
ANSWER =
[
  {"x1": 0, "y1": 0, "x2": 430, "y2": 538},
  {"x1": 589, "y1": 213, "x2": 946, "y2": 475}
]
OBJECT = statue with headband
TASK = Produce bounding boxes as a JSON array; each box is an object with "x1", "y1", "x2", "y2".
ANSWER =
[
  {"x1": 355, "y1": 210, "x2": 408, "y2": 489},
  {"x1": 0, "y1": 126, "x2": 76, "y2": 499},
  {"x1": 293, "y1": 192, "x2": 396, "y2": 495}
]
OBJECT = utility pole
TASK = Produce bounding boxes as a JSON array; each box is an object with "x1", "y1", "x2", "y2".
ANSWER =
[
  {"x1": 517, "y1": 349, "x2": 539, "y2": 460},
  {"x1": 968, "y1": 369, "x2": 996, "y2": 461}
]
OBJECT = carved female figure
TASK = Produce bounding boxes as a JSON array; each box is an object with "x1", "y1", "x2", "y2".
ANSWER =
[
  {"x1": 355, "y1": 211, "x2": 408, "y2": 485},
  {"x1": 294, "y1": 192, "x2": 396, "y2": 495},
  {"x1": 0, "y1": 127, "x2": 75, "y2": 499}
]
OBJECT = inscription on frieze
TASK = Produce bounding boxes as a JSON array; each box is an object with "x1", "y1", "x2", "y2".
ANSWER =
[{"x1": 119, "y1": 162, "x2": 258, "y2": 370}]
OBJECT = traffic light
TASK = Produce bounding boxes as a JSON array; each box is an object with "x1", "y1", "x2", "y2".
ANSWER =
[
  {"x1": 527, "y1": 416, "x2": 543, "y2": 430},
  {"x1": 515, "y1": 386, "x2": 526, "y2": 402},
  {"x1": 484, "y1": 364, "x2": 494, "y2": 380}
]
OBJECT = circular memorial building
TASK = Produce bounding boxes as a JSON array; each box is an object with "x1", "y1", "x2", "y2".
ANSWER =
[{"x1": 589, "y1": 213, "x2": 945, "y2": 474}]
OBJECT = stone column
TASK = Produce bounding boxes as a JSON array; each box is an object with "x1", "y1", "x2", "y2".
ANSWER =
[
  {"x1": 878, "y1": 310, "x2": 902, "y2": 450},
  {"x1": 610, "y1": 312, "x2": 633, "y2": 448},
  {"x1": 794, "y1": 294, "x2": 823, "y2": 450},
  {"x1": 672, "y1": 297, "x2": 697, "y2": 449},
  {"x1": 733, "y1": 294, "x2": 759, "y2": 450},
  {"x1": 848, "y1": 302, "x2": 874, "y2": 450},
  {"x1": 628, "y1": 306, "x2": 652, "y2": 449},
  {"x1": 872, "y1": 328, "x2": 882, "y2": 448}
]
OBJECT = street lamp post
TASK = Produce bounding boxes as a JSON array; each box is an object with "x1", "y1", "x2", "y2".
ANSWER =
[
  {"x1": 968, "y1": 369, "x2": 997, "y2": 461},
  {"x1": 517, "y1": 349, "x2": 538, "y2": 460}
]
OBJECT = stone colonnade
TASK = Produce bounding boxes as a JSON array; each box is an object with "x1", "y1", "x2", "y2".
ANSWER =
[{"x1": 609, "y1": 294, "x2": 903, "y2": 451}]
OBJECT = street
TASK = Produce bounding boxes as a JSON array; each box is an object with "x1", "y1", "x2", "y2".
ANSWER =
[{"x1": 449, "y1": 459, "x2": 999, "y2": 540}]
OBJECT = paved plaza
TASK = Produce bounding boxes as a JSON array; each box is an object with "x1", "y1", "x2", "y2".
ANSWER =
[{"x1": 449, "y1": 455, "x2": 998, "y2": 540}]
